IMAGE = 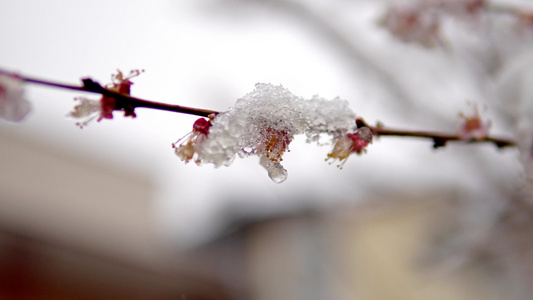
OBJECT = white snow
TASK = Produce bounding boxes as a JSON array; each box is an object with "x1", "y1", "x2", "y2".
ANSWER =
[{"x1": 195, "y1": 83, "x2": 357, "y2": 182}]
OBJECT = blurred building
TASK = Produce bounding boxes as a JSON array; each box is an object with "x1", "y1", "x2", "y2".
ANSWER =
[
  {"x1": 191, "y1": 198, "x2": 504, "y2": 300},
  {"x1": 0, "y1": 127, "x2": 505, "y2": 300},
  {"x1": 0, "y1": 128, "x2": 233, "y2": 299}
]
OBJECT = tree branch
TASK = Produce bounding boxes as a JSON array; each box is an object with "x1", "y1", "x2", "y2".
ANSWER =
[
  {"x1": 355, "y1": 118, "x2": 516, "y2": 149},
  {"x1": 2, "y1": 69, "x2": 219, "y2": 118},
  {"x1": 2, "y1": 69, "x2": 517, "y2": 149}
]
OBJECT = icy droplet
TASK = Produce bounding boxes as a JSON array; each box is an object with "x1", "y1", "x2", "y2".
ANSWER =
[
  {"x1": 242, "y1": 146, "x2": 254, "y2": 154},
  {"x1": 267, "y1": 161, "x2": 288, "y2": 184}
]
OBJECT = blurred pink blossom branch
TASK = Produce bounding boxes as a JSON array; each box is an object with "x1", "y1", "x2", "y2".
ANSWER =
[{"x1": 381, "y1": 0, "x2": 533, "y2": 49}]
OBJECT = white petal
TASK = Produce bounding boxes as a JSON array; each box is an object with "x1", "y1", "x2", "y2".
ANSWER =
[{"x1": 0, "y1": 74, "x2": 31, "y2": 122}]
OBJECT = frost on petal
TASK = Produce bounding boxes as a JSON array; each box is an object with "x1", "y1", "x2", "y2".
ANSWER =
[{"x1": 0, "y1": 74, "x2": 31, "y2": 122}]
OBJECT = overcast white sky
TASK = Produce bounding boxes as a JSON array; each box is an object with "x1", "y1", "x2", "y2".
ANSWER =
[{"x1": 0, "y1": 0, "x2": 525, "y2": 246}]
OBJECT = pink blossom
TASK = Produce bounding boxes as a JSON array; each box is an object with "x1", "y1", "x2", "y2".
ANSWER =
[
  {"x1": 380, "y1": 0, "x2": 485, "y2": 48},
  {"x1": 0, "y1": 74, "x2": 31, "y2": 122},
  {"x1": 326, "y1": 127, "x2": 373, "y2": 168},
  {"x1": 173, "y1": 118, "x2": 212, "y2": 164},
  {"x1": 68, "y1": 69, "x2": 142, "y2": 127},
  {"x1": 457, "y1": 104, "x2": 491, "y2": 141},
  {"x1": 380, "y1": 4, "x2": 441, "y2": 48},
  {"x1": 67, "y1": 94, "x2": 120, "y2": 128}
]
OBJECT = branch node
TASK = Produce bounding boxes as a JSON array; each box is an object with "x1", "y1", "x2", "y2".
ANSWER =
[
  {"x1": 355, "y1": 117, "x2": 368, "y2": 128},
  {"x1": 82, "y1": 78, "x2": 103, "y2": 91},
  {"x1": 433, "y1": 138, "x2": 447, "y2": 149}
]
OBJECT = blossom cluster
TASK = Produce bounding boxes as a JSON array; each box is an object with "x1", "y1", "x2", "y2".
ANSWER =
[
  {"x1": 173, "y1": 117, "x2": 212, "y2": 165},
  {"x1": 173, "y1": 83, "x2": 371, "y2": 183},
  {"x1": 68, "y1": 69, "x2": 143, "y2": 128},
  {"x1": 379, "y1": 0, "x2": 517, "y2": 48}
]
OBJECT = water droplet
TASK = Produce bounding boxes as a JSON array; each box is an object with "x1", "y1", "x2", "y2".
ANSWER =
[
  {"x1": 267, "y1": 162, "x2": 288, "y2": 183},
  {"x1": 242, "y1": 146, "x2": 254, "y2": 154}
]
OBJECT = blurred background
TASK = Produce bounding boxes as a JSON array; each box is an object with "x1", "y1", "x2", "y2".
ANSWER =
[{"x1": 0, "y1": 0, "x2": 532, "y2": 299}]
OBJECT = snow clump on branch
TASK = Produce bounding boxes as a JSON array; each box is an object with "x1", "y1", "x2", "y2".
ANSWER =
[{"x1": 175, "y1": 83, "x2": 361, "y2": 183}]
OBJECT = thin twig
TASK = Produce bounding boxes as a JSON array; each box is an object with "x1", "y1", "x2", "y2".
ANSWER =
[
  {"x1": 356, "y1": 118, "x2": 516, "y2": 149},
  {"x1": 2, "y1": 69, "x2": 219, "y2": 118}
]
